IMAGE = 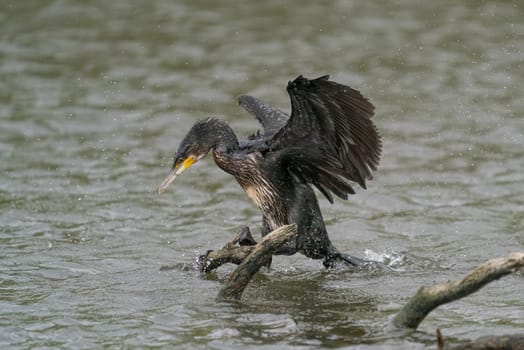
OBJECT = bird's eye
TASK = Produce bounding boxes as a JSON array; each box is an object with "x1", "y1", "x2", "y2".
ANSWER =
[{"x1": 172, "y1": 157, "x2": 183, "y2": 169}]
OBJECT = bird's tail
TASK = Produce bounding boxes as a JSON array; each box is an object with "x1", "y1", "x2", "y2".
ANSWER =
[{"x1": 323, "y1": 252, "x2": 367, "y2": 268}]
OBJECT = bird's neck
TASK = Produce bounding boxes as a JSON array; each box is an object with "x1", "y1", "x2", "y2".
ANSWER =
[
  {"x1": 211, "y1": 120, "x2": 239, "y2": 153},
  {"x1": 210, "y1": 120, "x2": 241, "y2": 176}
]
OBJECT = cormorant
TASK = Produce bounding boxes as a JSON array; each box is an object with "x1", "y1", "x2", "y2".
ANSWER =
[{"x1": 157, "y1": 75, "x2": 381, "y2": 267}]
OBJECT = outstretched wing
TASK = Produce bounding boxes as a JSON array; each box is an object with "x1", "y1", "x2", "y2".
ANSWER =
[
  {"x1": 238, "y1": 95, "x2": 289, "y2": 137},
  {"x1": 269, "y1": 75, "x2": 381, "y2": 203}
]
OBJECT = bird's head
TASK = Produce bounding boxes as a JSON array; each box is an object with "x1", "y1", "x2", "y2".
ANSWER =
[{"x1": 157, "y1": 119, "x2": 217, "y2": 194}]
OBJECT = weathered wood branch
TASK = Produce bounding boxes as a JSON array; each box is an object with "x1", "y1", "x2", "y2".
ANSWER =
[
  {"x1": 196, "y1": 232, "x2": 522, "y2": 347},
  {"x1": 199, "y1": 245, "x2": 256, "y2": 273},
  {"x1": 198, "y1": 229, "x2": 256, "y2": 273},
  {"x1": 393, "y1": 252, "x2": 524, "y2": 329},
  {"x1": 437, "y1": 329, "x2": 524, "y2": 350},
  {"x1": 216, "y1": 224, "x2": 297, "y2": 302}
]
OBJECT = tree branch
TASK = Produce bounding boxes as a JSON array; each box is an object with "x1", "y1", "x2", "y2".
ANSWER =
[
  {"x1": 393, "y1": 252, "x2": 524, "y2": 329},
  {"x1": 216, "y1": 224, "x2": 297, "y2": 302},
  {"x1": 437, "y1": 328, "x2": 524, "y2": 350},
  {"x1": 199, "y1": 245, "x2": 256, "y2": 273},
  {"x1": 198, "y1": 229, "x2": 256, "y2": 273}
]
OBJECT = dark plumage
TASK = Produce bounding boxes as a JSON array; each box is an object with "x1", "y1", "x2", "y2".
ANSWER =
[{"x1": 157, "y1": 75, "x2": 382, "y2": 267}]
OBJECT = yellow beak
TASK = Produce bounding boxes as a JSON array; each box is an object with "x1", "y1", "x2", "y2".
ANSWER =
[{"x1": 157, "y1": 157, "x2": 196, "y2": 194}]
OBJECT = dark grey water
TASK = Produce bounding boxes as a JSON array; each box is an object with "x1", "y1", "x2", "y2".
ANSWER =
[{"x1": 1, "y1": 1, "x2": 523, "y2": 349}]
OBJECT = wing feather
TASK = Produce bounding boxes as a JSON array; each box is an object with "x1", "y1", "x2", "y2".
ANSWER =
[
  {"x1": 238, "y1": 95, "x2": 289, "y2": 137},
  {"x1": 269, "y1": 75, "x2": 381, "y2": 201}
]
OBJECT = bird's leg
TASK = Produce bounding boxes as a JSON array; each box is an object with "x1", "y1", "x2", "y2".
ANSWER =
[{"x1": 238, "y1": 226, "x2": 258, "y2": 246}]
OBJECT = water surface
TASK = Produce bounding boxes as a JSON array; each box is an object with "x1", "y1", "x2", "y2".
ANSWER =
[{"x1": 1, "y1": 1, "x2": 523, "y2": 349}]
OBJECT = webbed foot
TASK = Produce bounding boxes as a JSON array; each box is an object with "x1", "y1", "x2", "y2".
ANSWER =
[{"x1": 323, "y1": 253, "x2": 378, "y2": 269}]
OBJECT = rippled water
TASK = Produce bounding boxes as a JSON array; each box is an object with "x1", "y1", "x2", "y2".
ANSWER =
[{"x1": 1, "y1": 1, "x2": 523, "y2": 349}]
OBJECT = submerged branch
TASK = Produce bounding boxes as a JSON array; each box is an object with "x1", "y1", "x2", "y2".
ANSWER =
[
  {"x1": 198, "y1": 229, "x2": 256, "y2": 273},
  {"x1": 217, "y1": 224, "x2": 297, "y2": 302},
  {"x1": 437, "y1": 329, "x2": 524, "y2": 350},
  {"x1": 199, "y1": 245, "x2": 256, "y2": 273},
  {"x1": 196, "y1": 230, "x2": 523, "y2": 347},
  {"x1": 393, "y1": 252, "x2": 524, "y2": 329}
]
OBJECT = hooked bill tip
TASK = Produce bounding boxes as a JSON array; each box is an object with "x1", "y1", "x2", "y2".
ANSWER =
[{"x1": 157, "y1": 170, "x2": 178, "y2": 194}]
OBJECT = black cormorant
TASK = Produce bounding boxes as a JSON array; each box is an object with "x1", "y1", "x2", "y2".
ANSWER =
[{"x1": 157, "y1": 75, "x2": 381, "y2": 267}]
